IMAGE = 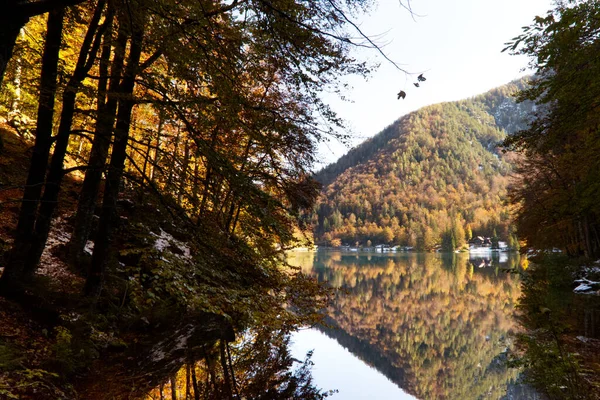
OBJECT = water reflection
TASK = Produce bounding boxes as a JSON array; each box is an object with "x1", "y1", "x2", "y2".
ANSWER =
[
  {"x1": 289, "y1": 251, "x2": 538, "y2": 400},
  {"x1": 513, "y1": 257, "x2": 600, "y2": 400}
]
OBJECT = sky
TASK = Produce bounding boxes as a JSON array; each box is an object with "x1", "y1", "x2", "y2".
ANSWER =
[{"x1": 316, "y1": 0, "x2": 554, "y2": 166}]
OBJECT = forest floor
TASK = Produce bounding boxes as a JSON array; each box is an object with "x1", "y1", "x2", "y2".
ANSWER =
[
  {"x1": 0, "y1": 125, "x2": 87, "y2": 398},
  {"x1": 0, "y1": 125, "x2": 232, "y2": 399}
]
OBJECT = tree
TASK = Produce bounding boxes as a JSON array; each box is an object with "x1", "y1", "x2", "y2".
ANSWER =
[
  {"x1": 383, "y1": 226, "x2": 394, "y2": 244},
  {"x1": 441, "y1": 229, "x2": 456, "y2": 252},
  {"x1": 0, "y1": 7, "x2": 64, "y2": 292},
  {"x1": 0, "y1": 0, "x2": 87, "y2": 86},
  {"x1": 2, "y1": 0, "x2": 411, "y2": 299},
  {"x1": 503, "y1": 0, "x2": 600, "y2": 258}
]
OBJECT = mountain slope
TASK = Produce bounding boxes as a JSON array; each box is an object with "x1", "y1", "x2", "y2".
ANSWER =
[{"x1": 311, "y1": 79, "x2": 532, "y2": 249}]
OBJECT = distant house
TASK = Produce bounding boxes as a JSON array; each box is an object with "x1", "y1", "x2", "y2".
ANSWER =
[
  {"x1": 469, "y1": 236, "x2": 493, "y2": 253},
  {"x1": 375, "y1": 245, "x2": 394, "y2": 252},
  {"x1": 469, "y1": 236, "x2": 487, "y2": 247}
]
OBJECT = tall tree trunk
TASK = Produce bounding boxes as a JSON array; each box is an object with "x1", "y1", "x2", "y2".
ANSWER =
[
  {"x1": 142, "y1": 135, "x2": 151, "y2": 180},
  {"x1": 190, "y1": 356, "x2": 200, "y2": 400},
  {"x1": 225, "y1": 342, "x2": 239, "y2": 399},
  {"x1": 10, "y1": 28, "x2": 25, "y2": 116},
  {"x1": 170, "y1": 374, "x2": 178, "y2": 400},
  {"x1": 219, "y1": 340, "x2": 233, "y2": 400},
  {"x1": 24, "y1": 0, "x2": 107, "y2": 277},
  {"x1": 69, "y1": 9, "x2": 123, "y2": 266},
  {"x1": 583, "y1": 215, "x2": 593, "y2": 259},
  {"x1": 150, "y1": 113, "x2": 164, "y2": 183},
  {"x1": 0, "y1": 8, "x2": 64, "y2": 294},
  {"x1": 0, "y1": 14, "x2": 29, "y2": 88},
  {"x1": 192, "y1": 156, "x2": 200, "y2": 213},
  {"x1": 168, "y1": 122, "x2": 181, "y2": 192},
  {"x1": 85, "y1": 17, "x2": 144, "y2": 297},
  {"x1": 186, "y1": 362, "x2": 191, "y2": 400},
  {"x1": 0, "y1": 0, "x2": 90, "y2": 88},
  {"x1": 178, "y1": 138, "x2": 190, "y2": 204}
]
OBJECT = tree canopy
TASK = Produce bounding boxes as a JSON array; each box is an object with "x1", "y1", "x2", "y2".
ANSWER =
[{"x1": 503, "y1": 0, "x2": 600, "y2": 258}]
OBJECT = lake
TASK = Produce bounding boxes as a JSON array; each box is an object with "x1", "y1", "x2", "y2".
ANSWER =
[{"x1": 288, "y1": 250, "x2": 542, "y2": 400}]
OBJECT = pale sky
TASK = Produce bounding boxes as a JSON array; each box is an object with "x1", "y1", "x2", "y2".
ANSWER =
[{"x1": 317, "y1": 0, "x2": 554, "y2": 166}]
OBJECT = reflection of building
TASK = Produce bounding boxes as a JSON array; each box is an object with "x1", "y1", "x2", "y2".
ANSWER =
[
  {"x1": 499, "y1": 252, "x2": 508, "y2": 263},
  {"x1": 471, "y1": 257, "x2": 493, "y2": 268}
]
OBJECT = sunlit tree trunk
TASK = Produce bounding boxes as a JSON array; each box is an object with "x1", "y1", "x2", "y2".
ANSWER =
[
  {"x1": 0, "y1": 15, "x2": 29, "y2": 87},
  {"x1": 150, "y1": 113, "x2": 164, "y2": 183},
  {"x1": 10, "y1": 29, "x2": 25, "y2": 116},
  {"x1": 178, "y1": 138, "x2": 190, "y2": 204}
]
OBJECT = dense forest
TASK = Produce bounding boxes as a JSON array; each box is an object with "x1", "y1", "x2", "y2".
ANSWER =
[
  {"x1": 310, "y1": 80, "x2": 533, "y2": 250},
  {"x1": 0, "y1": 0, "x2": 389, "y2": 398}
]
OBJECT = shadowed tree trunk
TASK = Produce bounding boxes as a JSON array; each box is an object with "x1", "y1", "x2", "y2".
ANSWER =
[
  {"x1": 170, "y1": 374, "x2": 177, "y2": 400},
  {"x1": 69, "y1": 9, "x2": 125, "y2": 267},
  {"x1": 0, "y1": 0, "x2": 87, "y2": 88},
  {"x1": 25, "y1": 0, "x2": 107, "y2": 276},
  {"x1": 0, "y1": 7, "x2": 64, "y2": 294},
  {"x1": 219, "y1": 340, "x2": 233, "y2": 400},
  {"x1": 85, "y1": 15, "x2": 144, "y2": 296},
  {"x1": 186, "y1": 362, "x2": 191, "y2": 400},
  {"x1": 190, "y1": 352, "x2": 200, "y2": 400}
]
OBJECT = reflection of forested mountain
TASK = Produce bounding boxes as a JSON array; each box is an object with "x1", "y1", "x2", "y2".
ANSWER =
[
  {"x1": 311, "y1": 79, "x2": 534, "y2": 249},
  {"x1": 289, "y1": 252, "x2": 528, "y2": 400}
]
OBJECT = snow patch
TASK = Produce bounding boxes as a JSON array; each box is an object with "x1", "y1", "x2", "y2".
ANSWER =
[
  {"x1": 574, "y1": 283, "x2": 593, "y2": 293},
  {"x1": 573, "y1": 278, "x2": 599, "y2": 294},
  {"x1": 150, "y1": 228, "x2": 191, "y2": 260},
  {"x1": 37, "y1": 217, "x2": 79, "y2": 282},
  {"x1": 84, "y1": 240, "x2": 94, "y2": 255},
  {"x1": 577, "y1": 336, "x2": 589, "y2": 343},
  {"x1": 149, "y1": 325, "x2": 195, "y2": 363}
]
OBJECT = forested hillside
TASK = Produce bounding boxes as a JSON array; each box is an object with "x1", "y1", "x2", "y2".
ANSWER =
[{"x1": 311, "y1": 80, "x2": 533, "y2": 250}]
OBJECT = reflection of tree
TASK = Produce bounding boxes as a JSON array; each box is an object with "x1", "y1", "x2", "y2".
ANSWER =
[
  {"x1": 144, "y1": 327, "x2": 334, "y2": 400},
  {"x1": 514, "y1": 258, "x2": 600, "y2": 400},
  {"x1": 306, "y1": 252, "x2": 523, "y2": 400}
]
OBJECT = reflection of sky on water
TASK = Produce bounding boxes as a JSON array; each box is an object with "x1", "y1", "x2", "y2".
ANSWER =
[{"x1": 291, "y1": 329, "x2": 416, "y2": 400}]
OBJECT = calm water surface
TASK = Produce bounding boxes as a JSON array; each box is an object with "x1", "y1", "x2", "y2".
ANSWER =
[{"x1": 289, "y1": 251, "x2": 538, "y2": 400}]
